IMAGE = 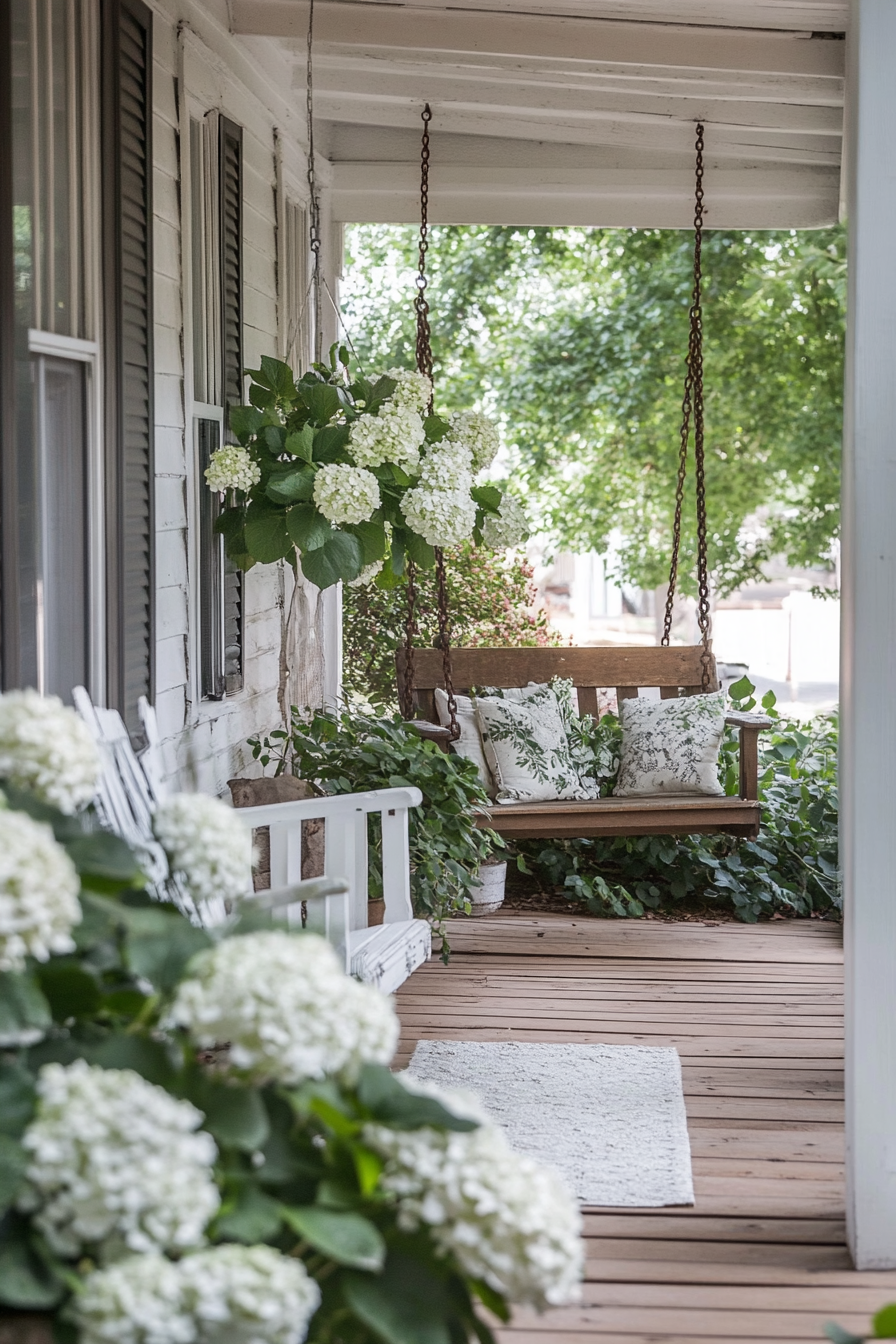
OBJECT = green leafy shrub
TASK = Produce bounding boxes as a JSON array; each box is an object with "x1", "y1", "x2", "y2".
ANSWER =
[
  {"x1": 0, "y1": 780, "x2": 578, "y2": 1340},
  {"x1": 343, "y1": 541, "x2": 560, "y2": 709},
  {"x1": 250, "y1": 708, "x2": 499, "y2": 948},
  {"x1": 518, "y1": 678, "x2": 840, "y2": 923}
]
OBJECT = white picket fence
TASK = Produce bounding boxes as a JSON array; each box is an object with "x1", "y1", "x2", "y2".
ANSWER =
[{"x1": 72, "y1": 688, "x2": 431, "y2": 994}]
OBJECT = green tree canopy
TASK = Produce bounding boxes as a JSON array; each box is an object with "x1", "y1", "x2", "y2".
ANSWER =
[{"x1": 343, "y1": 225, "x2": 845, "y2": 597}]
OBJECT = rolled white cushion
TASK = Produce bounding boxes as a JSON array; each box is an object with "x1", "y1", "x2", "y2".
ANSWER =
[{"x1": 435, "y1": 687, "x2": 494, "y2": 796}]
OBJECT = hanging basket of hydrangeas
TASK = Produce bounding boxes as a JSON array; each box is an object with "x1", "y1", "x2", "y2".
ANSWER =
[{"x1": 205, "y1": 349, "x2": 528, "y2": 591}]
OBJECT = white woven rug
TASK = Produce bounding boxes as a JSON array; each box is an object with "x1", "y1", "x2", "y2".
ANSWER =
[{"x1": 407, "y1": 1040, "x2": 694, "y2": 1208}]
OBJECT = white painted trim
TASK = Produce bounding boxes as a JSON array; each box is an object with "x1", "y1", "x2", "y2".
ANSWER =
[
  {"x1": 330, "y1": 162, "x2": 840, "y2": 229},
  {"x1": 28, "y1": 329, "x2": 99, "y2": 361},
  {"x1": 841, "y1": 0, "x2": 896, "y2": 1271},
  {"x1": 233, "y1": 1, "x2": 847, "y2": 66}
]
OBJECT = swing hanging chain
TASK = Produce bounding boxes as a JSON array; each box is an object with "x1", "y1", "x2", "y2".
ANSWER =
[
  {"x1": 435, "y1": 547, "x2": 460, "y2": 739},
  {"x1": 662, "y1": 122, "x2": 713, "y2": 693},
  {"x1": 402, "y1": 103, "x2": 460, "y2": 739},
  {"x1": 400, "y1": 558, "x2": 419, "y2": 720},
  {"x1": 415, "y1": 104, "x2": 435, "y2": 413},
  {"x1": 306, "y1": 0, "x2": 323, "y2": 364}
]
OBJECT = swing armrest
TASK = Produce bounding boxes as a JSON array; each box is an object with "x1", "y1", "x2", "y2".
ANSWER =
[
  {"x1": 724, "y1": 712, "x2": 775, "y2": 730},
  {"x1": 405, "y1": 719, "x2": 452, "y2": 745},
  {"x1": 724, "y1": 713, "x2": 774, "y2": 801}
]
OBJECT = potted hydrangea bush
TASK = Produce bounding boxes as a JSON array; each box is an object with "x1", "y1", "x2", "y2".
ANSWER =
[
  {"x1": 0, "y1": 691, "x2": 582, "y2": 1344},
  {"x1": 204, "y1": 351, "x2": 527, "y2": 591}
]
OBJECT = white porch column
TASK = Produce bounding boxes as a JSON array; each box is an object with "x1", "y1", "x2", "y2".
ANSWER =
[{"x1": 842, "y1": 0, "x2": 896, "y2": 1271}]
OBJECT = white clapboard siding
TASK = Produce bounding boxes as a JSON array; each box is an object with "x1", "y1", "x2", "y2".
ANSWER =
[{"x1": 146, "y1": 0, "x2": 335, "y2": 797}]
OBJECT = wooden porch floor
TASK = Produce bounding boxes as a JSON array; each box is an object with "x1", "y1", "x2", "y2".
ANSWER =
[{"x1": 395, "y1": 913, "x2": 896, "y2": 1343}]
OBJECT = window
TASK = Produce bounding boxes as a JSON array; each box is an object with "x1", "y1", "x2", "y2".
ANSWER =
[
  {"x1": 1, "y1": 0, "x2": 154, "y2": 730},
  {"x1": 190, "y1": 111, "x2": 244, "y2": 700},
  {"x1": 5, "y1": 0, "x2": 102, "y2": 701}
]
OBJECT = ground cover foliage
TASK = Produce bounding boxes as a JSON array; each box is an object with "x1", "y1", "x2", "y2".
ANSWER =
[
  {"x1": 343, "y1": 224, "x2": 845, "y2": 598},
  {"x1": 342, "y1": 541, "x2": 559, "y2": 709},
  {"x1": 520, "y1": 678, "x2": 840, "y2": 923}
]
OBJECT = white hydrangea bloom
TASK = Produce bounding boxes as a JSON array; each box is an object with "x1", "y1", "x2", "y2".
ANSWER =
[
  {"x1": 204, "y1": 445, "x2": 261, "y2": 494},
  {"x1": 153, "y1": 793, "x2": 254, "y2": 909},
  {"x1": 77, "y1": 1254, "x2": 195, "y2": 1344},
  {"x1": 417, "y1": 440, "x2": 474, "y2": 493},
  {"x1": 448, "y1": 411, "x2": 501, "y2": 473},
  {"x1": 482, "y1": 492, "x2": 529, "y2": 549},
  {"x1": 383, "y1": 367, "x2": 432, "y2": 414},
  {"x1": 168, "y1": 930, "x2": 399, "y2": 1085},
  {"x1": 78, "y1": 1246, "x2": 320, "y2": 1344},
  {"x1": 367, "y1": 1080, "x2": 583, "y2": 1312},
  {"x1": 20, "y1": 1061, "x2": 220, "y2": 1258},
  {"x1": 313, "y1": 463, "x2": 381, "y2": 525},
  {"x1": 349, "y1": 406, "x2": 425, "y2": 474},
  {"x1": 181, "y1": 1244, "x2": 321, "y2": 1344},
  {"x1": 0, "y1": 688, "x2": 101, "y2": 813},
  {"x1": 401, "y1": 486, "x2": 478, "y2": 549},
  {"x1": 0, "y1": 810, "x2": 81, "y2": 973},
  {"x1": 347, "y1": 559, "x2": 384, "y2": 588}
]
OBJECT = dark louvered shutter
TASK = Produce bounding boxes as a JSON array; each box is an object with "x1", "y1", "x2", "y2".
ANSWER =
[
  {"x1": 102, "y1": 0, "x2": 154, "y2": 734},
  {"x1": 219, "y1": 116, "x2": 243, "y2": 692}
]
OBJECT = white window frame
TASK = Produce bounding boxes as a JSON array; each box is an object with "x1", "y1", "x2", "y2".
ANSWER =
[{"x1": 23, "y1": 0, "x2": 105, "y2": 702}]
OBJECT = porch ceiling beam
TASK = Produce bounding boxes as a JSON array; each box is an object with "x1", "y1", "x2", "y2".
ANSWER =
[
  {"x1": 318, "y1": 94, "x2": 840, "y2": 163},
  {"x1": 312, "y1": 59, "x2": 843, "y2": 137},
  {"x1": 231, "y1": 1, "x2": 846, "y2": 76},
  {"x1": 248, "y1": 0, "x2": 849, "y2": 32},
  {"x1": 330, "y1": 162, "x2": 839, "y2": 227}
]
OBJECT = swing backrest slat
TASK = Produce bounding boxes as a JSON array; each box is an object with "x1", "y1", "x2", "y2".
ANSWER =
[{"x1": 399, "y1": 645, "x2": 719, "y2": 722}]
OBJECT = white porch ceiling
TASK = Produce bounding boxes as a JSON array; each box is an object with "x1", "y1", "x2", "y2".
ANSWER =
[{"x1": 232, "y1": 0, "x2": 847, "y2": 228}]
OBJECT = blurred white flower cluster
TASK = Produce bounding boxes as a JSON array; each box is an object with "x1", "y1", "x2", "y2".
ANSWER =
[
  {"x1": 383, "y1": 367, "x2": 432, "y2": 414},
  {"x1": 482, "y1": 491, "x2": 529, "y2": 549},
  {"x1": 0, "y1": 810, "x2": 82, "y2": 973},
  {"x1": 153, "y1": 793, "x2": 254, "y2": 908},
  {"x1": 19, "y1": 1061, "x2": 220, "y2": 1258},
  {"x1": 349, "y1": 404, "x2": 426, "y2": 475},
  {"x1": 347, "y1": 558, "x2": 385, "y2": 588},
  {"x1": 204, "y1": 444, "x2": 261, "y2": 494},
  {"x1": 401, "y1": 438, "x2": 478, "y2": 547},
  {"x1": 313, "y1": 462, "x2": 382, "y2": 525},
  {"x1": 0, "y1": 688, "x2": 101, "y2": 814},
  {"x1": 368, "y1": 1081, "x2": 583, "y2": 1312},
  {"x1": 448, "y1": 410, "x2": 501, "y2": 473},
  {"x1": 168, "y1": 930, "x2": 400, "y2": 1085},
  {"x1": 77, "y1": 1244, "x2": 321, "y2": 1344}
]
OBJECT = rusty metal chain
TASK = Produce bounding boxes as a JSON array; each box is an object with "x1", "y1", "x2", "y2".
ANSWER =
[
  {"x1": 434, "y1": 547, "x2": 460, "y2": 740},
  {"x1": 415, "y1": 104, "x2": 435, "y2": 413},
  {"x1": 305, "y1": 0, "x2": 323, "y2": 363},
  {"x1": 402, "y1": 104, "x2": 460, "y2": 737},
  {"x1": 662, "y1": 122, "x2": 713, "y2": 692},
  {"x1": 399, "y1": 558, "x2": 419, "y2": 719}
]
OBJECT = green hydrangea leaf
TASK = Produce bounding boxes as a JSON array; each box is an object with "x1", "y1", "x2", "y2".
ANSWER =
[
  {"x1": 281, "y1": 1206, "x2": 386, "y2": 1271},
  {"x1": 299, "y1": 531, "x2": 363, "y2": 589}
]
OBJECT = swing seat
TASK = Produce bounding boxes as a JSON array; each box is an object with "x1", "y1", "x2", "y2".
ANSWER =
[{"x1": 397, "y1": 646, "x2": 772, "y2": 840}]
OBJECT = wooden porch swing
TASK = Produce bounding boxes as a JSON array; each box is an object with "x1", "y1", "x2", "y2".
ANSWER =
[{"x1": 396, "y1": 115, "x2": 771, "y2": 842}]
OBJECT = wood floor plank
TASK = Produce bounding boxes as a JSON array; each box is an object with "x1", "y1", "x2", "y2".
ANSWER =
[{"x1": 395, "y1": 915, "x2": 855, "y2": 1341}]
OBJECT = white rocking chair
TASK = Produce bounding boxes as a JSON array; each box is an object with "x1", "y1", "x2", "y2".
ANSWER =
[{"x1": 72, "y1": 688, "x2": 431, "y2": 993}]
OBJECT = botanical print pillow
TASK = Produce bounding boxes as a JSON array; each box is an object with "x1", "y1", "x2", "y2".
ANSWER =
[
  {"x1": 614, "y1": 691, "x2": 726, "y2": 798},
  {"x1": 435, "y1": 688, "x2": 494, "y2": 796},
  {"x1": 474, "y1": 690, "x2": 593, "y2": 805},
  {"x1": 480, "y1": 680, "x2": 601, "y2": 800}
]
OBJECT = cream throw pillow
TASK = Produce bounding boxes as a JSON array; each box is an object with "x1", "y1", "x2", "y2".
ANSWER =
[
  {"x1": 481, "y1": 680, "x2": 601, "y2": 801},
  {"x1": 434, "y1": 687, "x2": 494, "y2": 796},
  {"x1": 475, "y1": 685, "x2": 593, "y2": 804},
  {"x1": 614, "y1": 691, "x2": 726, "y2": 798}
]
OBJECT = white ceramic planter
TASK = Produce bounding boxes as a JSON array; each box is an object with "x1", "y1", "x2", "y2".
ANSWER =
[{"x1": 470, "y1": 860, "x2": 507, "y2": 916}]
